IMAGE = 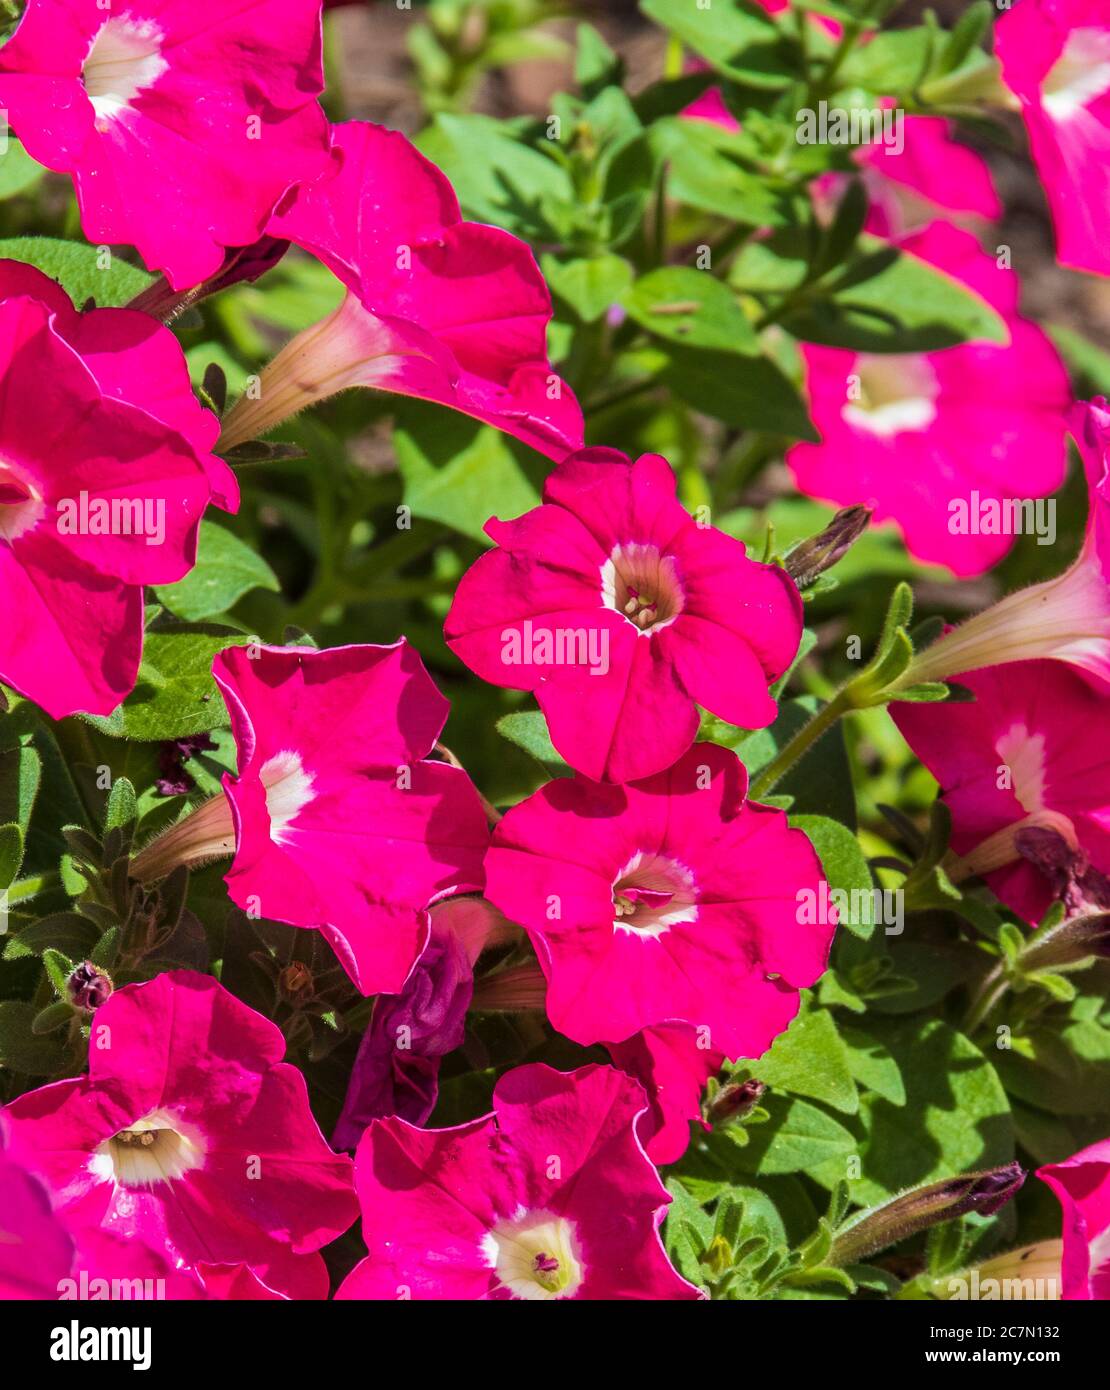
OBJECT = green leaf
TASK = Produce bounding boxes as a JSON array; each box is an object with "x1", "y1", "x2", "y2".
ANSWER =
[
  {"x1": 104, "y1": 776, "x2": 136, "y2": 833},
  {"x1": 838, "y1": 1025, "x2": 905, "y2": 1105},
  {"x1": 993, "y1": 1016, "x2": 1110, "y2": 1116},
  {"x1": 42, "y1": 947, "x2": 74, "y2": 996},
  {"x1": 416, "y1": 114, "x2": 572, "y2": 240},
  {"x1": 650, "y1": 342, "x2": 818, "y2": 439},
  {"x1": 0, "y1": 739, "x2": 42, "y2": 837},
  {"x1": 623, "y1": 267, "x2": 759, "y2": 353},
  {"x1": 0, "y1": 822, "x2": 23, "y2": 890},
  {"x1": 811, "y1": 1019, "x2": 1013, "y2": 1205},
  {"x1": 1049, "y1": 323, "x2": 1110, "y2": 396},
  {"x1": 731, "y1": 1094, "x2": 858, "y2": 1175},
  {"x1": 790, "y1": 814, "x2": 876, "y2": 937},
  {"x1": 0, "y1": 236, "x2": 154, "y2": 307},
  {"x1": 155, "y1": 521, "x2": 279, "y2": 622},
  {"x1": 0, "y1": 141, "x2": 46, "y2": 199},
  {"x1": 84, "y1": 627, "x2": 250, "y2": 742},
  {"x1": 91, "y1": 925, "x2": 121, "y2": 970},
  {"x1": 495, "y1": 711, "x2": 569, "y2": 772},
  {"x1": 650, "y1": 117, "x2": 789, "y2": 227},
  {"x1": 752, "y1": 1008, "x2": 859, "y2": 1114},
  {"x1": 542, "y1": 252, "x2": 634, "y2": 323},
  {"x1": 575, "y1": 22, "x2": 624, "y2": 99},
  {"x1": 640, "y1": 0, "x2": 796, "y2": 89},
  {"x1": 783, "y1": 235, "x2": 1007, "y2": 352},
  {"x1": 0, "y1": 999, "x2": 67, "y2": 1073},
  {"x1": 395, "y1": 410, "x2": 542, "y2": 542},
  {"x1": 865, "y1": 918, "x2": 984, "y2": 1016},
  {"x1": 840, "y1": 27, "x2": 937, "y2": 94},
  {"x1": 2, "y1": 911, "x2": 101, "y2": 961},
  {"x1": 32, "y1": 1000, "x2": 74, "y2": 1035}
]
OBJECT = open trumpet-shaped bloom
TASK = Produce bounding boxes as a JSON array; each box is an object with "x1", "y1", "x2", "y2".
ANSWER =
[
  {"x1": 0, "y1": 0, "x2": 331, "y2": 289},
  {"x1": 787, "y1": 222, "x2": 1070, "y2": 578},
  {"x1": 483, "y1": 743, "x2": 833, "y2": 1054},
  {"x1": 3, "y1": 972, "x2": 358, "y2": 1277},
  {"x1": 131, "y1": 642, "x2": 490, "y2": 996},
  {"x1": 0, "y1": 265, "x2": 235, "y2": 718},
  {"x1": 337, "y1": 1063, "x2": 700, "y2": 1300},
  {"x1": 893, "y1": 659, "x2": 1110, "y2": 925},
  {"x1": 902, "y1": 399, "x2": 1110, "y2": 689},
  {"x1": 1039, "y1": 1137, "x2": 1110, "y2": 1299},
  {"x1": 997, "y1": 0, "x2": 1110, "y2": 277},
  {"x1": 218, "y1": 120, "x2": 582, "y2": 460},
  {"x1": 445, "y1": 449, "x2": 803, "y2": 782}
]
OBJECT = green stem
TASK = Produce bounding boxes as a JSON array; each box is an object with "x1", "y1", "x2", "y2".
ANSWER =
[
  {"x1": 750, "y1": 689, "x2": 852, "y2": 800},
  {"x1": 963, "y1": 963, "x2": 1008, "y2": 1036}
]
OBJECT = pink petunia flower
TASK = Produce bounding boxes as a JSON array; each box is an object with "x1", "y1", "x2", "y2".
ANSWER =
[
  {"x1": 901, "y1": 399, "x2": 1110, "y2": 689},
  {"x1": 997, "y1": 0, "x2": 1110, "y2": 277},
  {"x1": 482, "y1": 743, "x2": 834, "y2": 1054},
  {"x1": 607, "y1": 1022, "x2": 724, "y2": 1166},
  {"x1": 444, "y1": 448, "x2": 803, "y2": 782},
  {"x1": 3, "y1": 971, "x2": 358, "y2": 1277},
  {"x1": 0, "y1": 0, "x2": 332, "y2": 290},
  {"x1": 1038, "y1": 1137, "x2": 1110, "y2": 1298},
  {"x1": 2, "y1": 1108, "x2": 316, "y2": 1301},
  {"x1": 787, "y1": 221, "x2": 1071, "y2": 578},
  {"x1": 0, "y1": 264, "x2": 236, "y2": 718},
  {"x1": 336, "y1": 1062, "x2": 701, "y2": 1300},
  {"x1": 217, "y1": 120, "x2": 582, "y2": 460},
  {"x1": 892, "y1": 659, "x2": 1110, "y2": 925},
  {"x1": 129, "y1": 641, "x2": 491, "y2": 996}
]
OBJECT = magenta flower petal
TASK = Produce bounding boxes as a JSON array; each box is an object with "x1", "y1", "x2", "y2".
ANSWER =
[
  {"x1": 893, "y1": 659, "x2": 1110, "y2": 924},
  {"x1": 213, "y1": 641, "x2": 490, "y2": 995},
  {"x1": 337, "y1": 1063, "x2": 700, "y2": 1300},
  {"x1": 218, "y1": 120, "x2": 583, "y2": 459},
  {"x1": 997, "y1": 0, "x2": 1110, "y2": 276},
  {"x1": 196, "y1": 1249, "x2": 330, "y2": 1301},
  {"x1": 788, "y1": 221, "x2": 1071, "y2": 578},
  {"x1": 0, "y1": 1114, "x2": 75, "y2": 1299},
  {"x1": 4, "y1": 971, "x2": 358, "y2": 1273},
  {"x1": 0, "y1": 280, "x2": 233, "y2": 717},
  {"x1": 0, "y1": 0, "x2": 332, "y2": 289},
  {"x1": 483, "y1": 743, "x2": 834, "y2": 1054},
  {"x1": 445, "y1": 449, "x2": 803, "y2": 781},
  {"x1": 858, "y1": 115, "x2": 1002, "y2": 228},
  {"x1": 812, "y1": 112, "x2": 1002, "y2": 238},
  {"x1": 607, "y1": 1022, "x2": 724, "y2": 1166},
  {"x1": 1038, "y1": 1137, "x2": 1110, "y2": 1299}
]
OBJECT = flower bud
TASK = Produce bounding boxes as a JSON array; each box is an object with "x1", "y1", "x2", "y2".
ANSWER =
[
  {"x1": 67, "y1": 961, "x2": 113, "y2": 1013},
  {"x1": 784, "y1": 505, "x2": 872, "y2": 589},
  {"x1": 829, "y1": 1164, "x2": 1026, "y2": 1267}
]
